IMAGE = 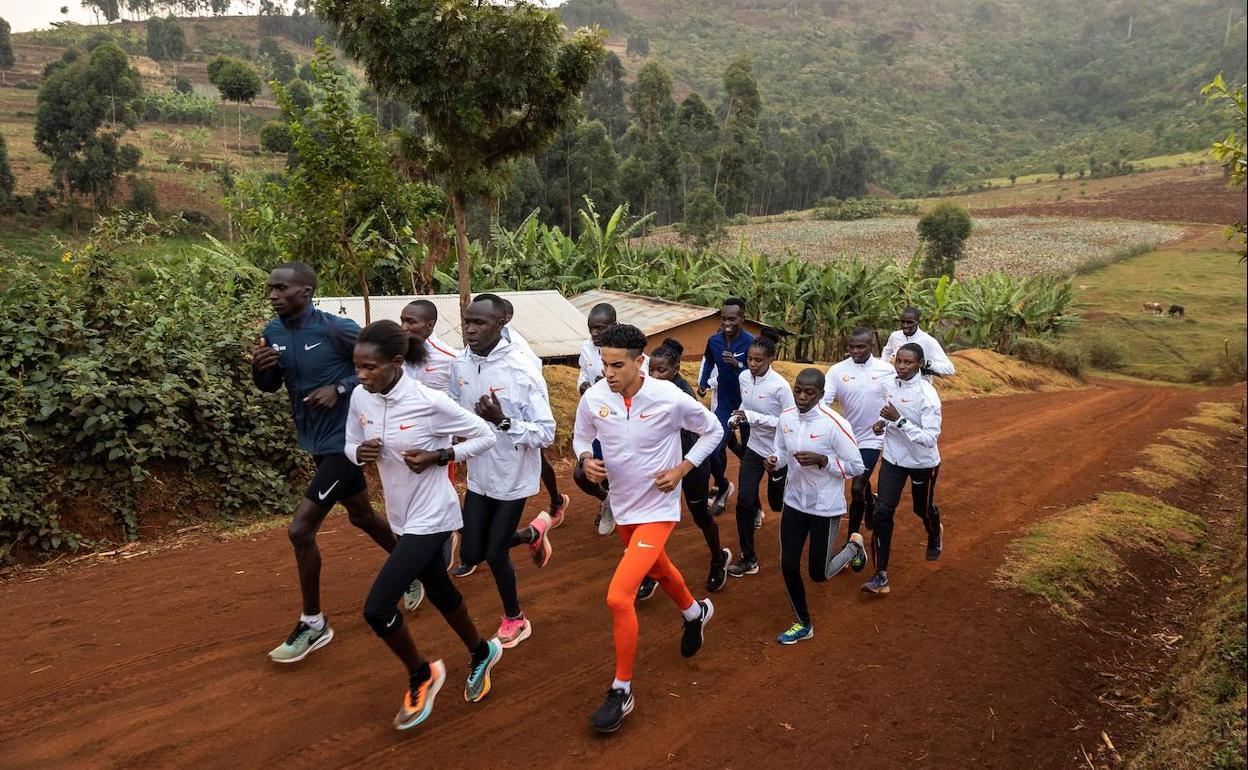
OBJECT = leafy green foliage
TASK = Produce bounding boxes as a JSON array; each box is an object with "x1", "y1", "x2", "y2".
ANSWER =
[
  {"x1": 0, "y1": 17, "x2": 14, "y2": 75},
  {"x1": 258, "y1": 120, "x2": 291, "y2": 154},
  {"x1": 142, "y1": 89, "x2": 216, "y2": 124},
  {"x1": 0, "y1": 131, "x2": 13, "y2": 207},
  {"x1": 0, "y1": 214, "x2": 302, "y2": 562},
  {"x1": 917, "y1": 202, "x2": 973, "y2": 278},
  {"x1": 679, "y1": 184, "x2": 726, "y2": 249},
  {"x1": 1202, "y1": 74, "x2": 1247, "y2": 261},
  {"x1": 208, "y1": 56, "x2": 261, "y2": 105},
  {"x1": 145, "y1": 16, "x2": 185, "y2": 63}
]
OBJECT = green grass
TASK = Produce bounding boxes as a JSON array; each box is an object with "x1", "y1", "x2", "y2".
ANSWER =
[
  {"x1": 1069, "y1": 232, "x2": 1248, "y2": 382},
  {"x1": 995, "y1": 492, "x2": 1206, "y2": 619},
  {"x1": 0, "y1": 226, "x2": 215, "y2": 267}
]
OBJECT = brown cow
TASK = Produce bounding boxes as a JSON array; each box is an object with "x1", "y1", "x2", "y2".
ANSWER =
[{"x1": 1143, "y1": 302, "x2": 1164, "y2": 315}]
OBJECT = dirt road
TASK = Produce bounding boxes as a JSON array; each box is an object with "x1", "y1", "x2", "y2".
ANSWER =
[{"x1": 0, "y1": 380, "x2": 1238, "y2": 769}]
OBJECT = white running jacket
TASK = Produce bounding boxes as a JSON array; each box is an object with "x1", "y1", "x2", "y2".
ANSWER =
[
  {"x1": 403, "y1": 334, "x2": 460, "y2": 393},
  {"x1": 574, "y1": 376, "x2": 723, "y2": 525},
  {"x1": 345, "y1": 374, "x2": 496, "y2": 536},
  {"x1": 738, "y1": 366, "x2": 796, "y2": 456},
  {"x1": 880, "y1": 373, "x2": 943, "y2": 469},
  {"x1": 771, "y1": 404, "x2": 866, "y2": 517},
  {"x1": 881, "y1": 327, "x2": 956, "y2": 379},
  {"x1": 448, "y1": 336, "x2": 556, "y2": 501},
  {"x1": 823, "y1": 356, "x2": 897, "y2": 450}
]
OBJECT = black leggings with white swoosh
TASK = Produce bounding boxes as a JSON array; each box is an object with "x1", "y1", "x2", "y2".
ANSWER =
[
  {"x1": 303, "y1": 453, "x2": 368, "y2": 510},
  {"x1": 871, "y1": 459, "x2": 941, "y2": 571}
]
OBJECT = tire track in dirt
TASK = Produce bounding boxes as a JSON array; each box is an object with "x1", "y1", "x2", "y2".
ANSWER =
[{"x1": 0, "y1": 380, "x2": 1240, "y2": 769}]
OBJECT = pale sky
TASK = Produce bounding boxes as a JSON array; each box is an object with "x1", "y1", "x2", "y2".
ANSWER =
[{"x1": 0, "y1": 1, "x2": 563, "y2": 33}]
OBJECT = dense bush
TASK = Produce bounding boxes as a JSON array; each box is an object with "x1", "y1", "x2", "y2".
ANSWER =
[
  {"x1": 1082, "y1": 333, "x2": 1127, "y2": 369},
  {"x1": 125, "y1": 175, "x2": 159, "y2": 215},
  {"x1": 1014, "y1": 337, "x2": 1084, "y2": 377},
  {"x1": 0, "y1": 214, "x2": 302, "y2": 561}
]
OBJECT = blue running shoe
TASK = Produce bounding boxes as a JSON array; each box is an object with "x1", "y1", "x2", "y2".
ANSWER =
[
  {"x1": 464, "y1": 638, "x2": 503, "y2": 702},
  {"x1": 861, "y1": 570, "x2": 890, "y2": 595},
  {"x1": 777, "y1": 621, "x2": 814, "y2": 645}
]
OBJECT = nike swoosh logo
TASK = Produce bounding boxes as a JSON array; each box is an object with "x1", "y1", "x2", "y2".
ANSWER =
[
  {"x1": 638, "y1": 412, "x2": 657, "y2": 419},
  {"x1": 399, "y1": 424, "x2": 415, "y2": 431},
  {"x1": 809, "y1": 434, "x2": 823, "y2": 439},
  {"x1": 317, "y1": 480, "x2": 340, "y2": 500},
  {"x1": 901, "y1": 399, "x2": 913, "y2": 403},
  {"x1": 385, "y1": 615, "x2": 399, "y2": 629},
  {"x1": 638, "y1": 541, "x2": 655, "y2": 549},
  {"x1": 304, "y1": 342, "x2": 323, "y2": 351},
  {"x1": 770, "y1": 475, "x2": 785, "y2": 482},
  {"x1": 913, "y1": 480, "x2": 927, "y2": 485},
  {"x1": 424, "y1": 367, "x2": 438, "y2": 372}
]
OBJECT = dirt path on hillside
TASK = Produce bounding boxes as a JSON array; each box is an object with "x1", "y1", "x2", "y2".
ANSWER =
[{"x1": 0, "y1": 381, "x2": 1242, "y2": 769}]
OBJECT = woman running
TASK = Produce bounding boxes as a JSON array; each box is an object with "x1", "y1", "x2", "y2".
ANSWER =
[
  {"x1": 727, "y1": 328, "x2": 795, "y2": 578},
  {"x1": 862, "y1": 342, "x2": 944, "y2": 596},
  {"x1": 765, "y1": 368, "x2": 867, "y2": 644},
  {"x1": 344, "y1": 321, "x2": 503, "y2": 730},
  {"x1": 636, "y1": 338, "x2": 732, "y2": 600}
]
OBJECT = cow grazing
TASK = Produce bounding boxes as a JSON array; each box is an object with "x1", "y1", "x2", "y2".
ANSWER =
[
  {"x1": 1168, "y1": 305, "x2": 1185, "y2": 318},
  {"x1": 1143, "y1": 302, "x2": 1164, "y2": 315}
]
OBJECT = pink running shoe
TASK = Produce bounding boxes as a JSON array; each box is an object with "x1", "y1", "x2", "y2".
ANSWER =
[
  {"x1": 497, "y1": 615, "x2": 532, "y2": 649},
  {"x1": 528, "y1": 512, "x2": 554, "y2": 568},
  {"x1": 548, "y1": 494, "x2": 570, "y2": 529}
]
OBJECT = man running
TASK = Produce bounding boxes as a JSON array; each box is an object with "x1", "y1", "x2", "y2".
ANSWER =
[
  {"x1": 697, "y1": 298, "x2": 755, "y2": 514},
  {"x1": 500, "y1": 296, "x2": 570, "y2": 528},
  {"x1": 574, "y1": 324, "x2": 720, "y2": 733},
  {"x1": 399, "y1": 299, "x2": 460, "y2": 393},
  {"x1": 881, "y1": 307, "x2": 955, "y2": 380},
  {"x1": 824, "y1": 327, "x2": 897, "y2": 542},
  {"x1": 250, "y1": 261, "x2": 420, "y2": 663},
  {"x1": 862, "y1": 343, "x2": 944, "y2": 596},
  {"x1": 448, "y1": 294, "x2": 556, "y2": 648}
]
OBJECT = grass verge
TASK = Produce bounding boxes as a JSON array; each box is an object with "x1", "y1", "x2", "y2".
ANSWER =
[{"x1": 995, "y1": 492, "x2": 1205, "y2": 620}]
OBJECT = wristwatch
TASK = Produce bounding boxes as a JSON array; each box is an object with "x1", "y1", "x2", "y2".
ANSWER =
[
  {"x1": 335, "y1": 383, "x2": 348, "y2": 396},
  {"x1": 436, "y1": 448, "x2": 454, "y2": 466},
  {"x1": 896, "y1": 417, "x2": 908, "y2": 428},
  {"x1": 497, "y1": 416, "x2": 512, "y2": 432}
]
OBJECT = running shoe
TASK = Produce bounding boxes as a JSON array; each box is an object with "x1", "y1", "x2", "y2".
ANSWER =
[
  {"x1": 596, "y1": 498, "x2": 616, "y2": 536},
  {"x1": 394, "y1": 659, "x2": 445, "y2": 730},
  {"x1": 709, "y1": 483, "x2": 735, "y2": 516},
  {"x1": 864, "y1": 492, "x2": 877, "y2": 531},
  {"x1": 680, "y1": 598, "x2": 714, "y2": 658},
  {"x1": 268, "y1": 619, "x2": 334, "y2": 663},
  {"x1": 777, "y1": 621, "x2": 814, "y2": 645},
  {"x1": 926, "y1": 522, "x2": 943, "y2": 562},
  {"x1": 754, "y1": 507, "x2": 765, "y2": 529},
  {"x1": 403, "y1": 579, "x2": 424, "y2": 611},
  {"x1": 636, "y1": 576, "x2": 658, "y2": 602},
  {"x1": 497, "y1": 615, "x2": 532, "y2": 649},
  {"x1": 453, "y1": 562, "x2": 477, "y2": 579},
  {"x1": 707, "y1": 547, "x2": 731, "y2": 593},
  {"x1": 548, "y1": 494, "x2": 570, "y2": 529},
  {"x1": 727, "y1": 557, "x2": 759, "y2": 577},
  {"x1": 590, "y1": 687, "x2": 634, "y2": 733},
  {"x1": 849, "y1": 532, "x2": 868, "y2": 573},
  {"x1": 528, "y1": 511, "x2": 554, "y2": 568},
  {"x1": 861, "y1": 570, "x2": 890, "y2": 595},
  {"x1": 464, "y1": 639, "x2": 503, "y2": 703}
]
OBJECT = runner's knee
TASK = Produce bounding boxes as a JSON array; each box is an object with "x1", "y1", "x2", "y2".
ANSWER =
[
  {"x1": 850, "y1": 476, "x2": 868, "y2": 499},
  {"x1": 287, "y1": 519, "x2": 317, "y2": 548},
  {"x1": 605, "y1": 583, "x2": 634, "y2": 616},
  {"x1": 363, "y1": 598, "x2": 403, "y2": 638}
]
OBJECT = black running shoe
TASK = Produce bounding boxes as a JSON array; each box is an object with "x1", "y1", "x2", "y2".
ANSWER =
[
  {"x1": 727, "y1": 557, "x2": 758, "y2": 577},
  {"x1": 590, "y1": 687, "x2": 634, "y2": 733},
  {"x1": 635, "y1": 576, "x2": 658, "y2": 602},
  {"x1": 706, "y1": 547, "x2": 730, "y2": 593},
  {"x1": 926, "y1": 522, "x2": 943, "y2": 561},
  {"x1": 680, "y1": 598, "x2": 714, "y2": 658}
]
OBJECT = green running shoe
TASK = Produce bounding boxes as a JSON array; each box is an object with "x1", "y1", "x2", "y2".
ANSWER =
[
  {"x1": 268, "y1": 620, "x2": 334, "y2": 663},
  {"x1": 464, "y1": 638, "x2": 503, "y2": 702},
  {"x1": 404, "y1": 579, "x2": 424, "y2": 611}
]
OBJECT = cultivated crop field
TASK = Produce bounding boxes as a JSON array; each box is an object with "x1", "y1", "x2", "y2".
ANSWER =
[{"x1": 647, "y1": 216, "x2": 1188, "y2": 277}]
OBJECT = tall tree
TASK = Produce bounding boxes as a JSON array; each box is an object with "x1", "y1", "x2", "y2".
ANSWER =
[
  {"x1": 675, "y1": 92, "x2": 718, "y2": 205},
  {"x1": 0, "y1": 18, "x2": 14, "y2": 86},
  {"x1": 34, "y1": 43, "x2": 144, "y2": 223},
  {"x1": 208, "y1": 56, "x2": 261, "y2": 150},
  {"x1": 620, "y1": 60, "x2": 677, "y2": 229},
  {"x1": 715, "y1": 55, "x2": 762, "y2": 214},
  {"x1": 0, "y1": 131, "x2": 14, "y2": 207},
  {"x1": 162, "y1": 16, "x2": 185, "y2": 73},
  {"x1": 582, "y1": 51, "x2": 629, "y2": 140},
  {"x1": 317, "y1": 0, "x2": 606, "y2": 317}
]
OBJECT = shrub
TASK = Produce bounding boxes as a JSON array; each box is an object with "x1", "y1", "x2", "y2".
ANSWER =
[
  {"x1": 0, "y1": 215, "x2": 301, "y2": 561},
  {"x1": 1082, "y1": 333, "x2": 1126, "y2": 369},
  {"x1": 730, "y1": 213, "x2": 749, "y2": 226},
  {"x1": 917, "y1": 202, "x2": 973, "y2": 278},
  {"x1": 126, "y1": 175, "x2": 160, "y2": 215},
  {"x1": 259, "y1": 121, "x2": 293, "y2": 154},
  {"x1": 143, "y1": 90, "x2": 217, "y2": 124},
  {"x1": 1015, "y1": 337, "x2": 1083, "y2": 377}
]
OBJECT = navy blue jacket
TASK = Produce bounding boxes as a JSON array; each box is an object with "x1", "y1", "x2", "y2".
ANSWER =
[
  {"x1": 253, "y1": 306, "x2": 360, "y2": 456},
  {"x1": 697, "y1": 329, "x2": 756, "y2": 415}
]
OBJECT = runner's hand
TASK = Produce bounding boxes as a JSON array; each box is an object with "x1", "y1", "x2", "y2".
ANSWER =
[
  {"x1": 872, "y1": 420, "x2": 886, "y2": 436},
  {"x1": 880, "y1": 402, "x2": 901, "y2": 421},
  {"x1": 403, "y1": 449, "x2": 439, "y2": 474},
  {"x1": 475, "y1": 391, "x2": 505, "y2": 425},
  {"x1": 720, "y1": 350, "x2": 737, "y2": 366},
  {"x1": 653, "y1": 460, "x2": 693, "y2": 492},
  {"x1": 251, "y1": 337, "x2": 279, "y2": 371},
  {"x1": 763, "y1": 455, "x2": 778, "y2": 472},
  {"x1": 303, "y1": 384, "x2": 339, "y2": 410},
  {"x1": 730, "y1": 409, "x2": 746, "y2": 426},
  {"x1": 696, "y1": 386, "x2": 707, "y2": 398},
  {"x1": 356, "y1": 438, "x2": 381, "y2": 464},
  {"x1": 582, "y1": 457, "x2": 608, "y2": 484},
  {"x1": 793, "y1": 451, "x2": 828, "y2": 468}
]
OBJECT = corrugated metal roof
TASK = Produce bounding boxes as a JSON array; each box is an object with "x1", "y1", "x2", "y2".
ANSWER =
[
  {"x1": 312, "y1": 291, "x2": 587, "y2": 359},
  {"x1": 569, "y1": 289, "x2": 717, "y2": 336}
]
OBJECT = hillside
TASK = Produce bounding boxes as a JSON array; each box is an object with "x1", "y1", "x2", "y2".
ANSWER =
[{"x1": 562, "y1": 0, "x2": 1248, "y2": 194}]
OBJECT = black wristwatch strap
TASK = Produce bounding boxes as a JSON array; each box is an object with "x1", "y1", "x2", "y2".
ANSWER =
[{"x1": 437, "y1": 448, "x2": 453, "y2": 466}]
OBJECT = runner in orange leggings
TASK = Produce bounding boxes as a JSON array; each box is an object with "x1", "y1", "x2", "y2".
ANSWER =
[{"x1": 573, "y1": 324, "x2": 724, "y2": 733}]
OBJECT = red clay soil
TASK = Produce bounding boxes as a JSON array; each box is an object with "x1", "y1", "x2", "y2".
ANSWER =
[
  {"x1": 0, "y1": 381, "x2": 1242, "y2": 769},
  {"x1": 978, "y1": 177, "x2": 1246, "y2": 225}
]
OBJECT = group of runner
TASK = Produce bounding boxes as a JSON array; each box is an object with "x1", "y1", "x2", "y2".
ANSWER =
[{"x1": 250, "y1": 262, "x2": 952, "y2": 733}]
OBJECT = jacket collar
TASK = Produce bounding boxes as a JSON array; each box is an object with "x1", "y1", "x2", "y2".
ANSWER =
[
  {"x1": 376, "y1": 371, "x2": 416, "y2": 404},
  {"x1": 466, "y1": 335, "x2": 514, "y2": 364},
  {"x1": 280, "y1": 304, "x2": 316, "y2": 330}
]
